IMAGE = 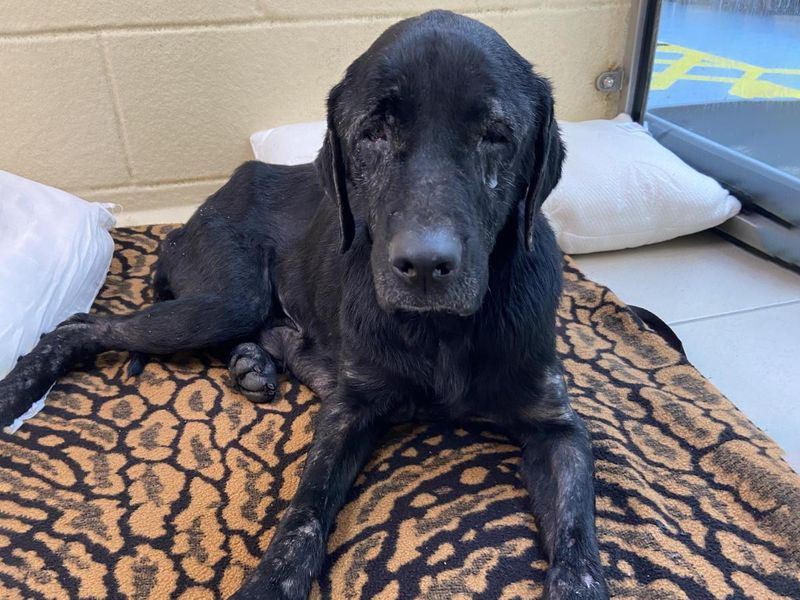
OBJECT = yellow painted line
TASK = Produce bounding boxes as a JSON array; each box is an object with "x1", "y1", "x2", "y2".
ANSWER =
[{"x1": 651, "y1": 42, "x2": 800, "y2": 99}]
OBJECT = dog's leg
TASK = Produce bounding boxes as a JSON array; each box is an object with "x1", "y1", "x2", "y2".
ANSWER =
[
  {"x1": 232, "y1": 390, "x2": 385, "y2": 600},
  {"x1": 501, "y1": 367, "x2": 608, "y2": 600},
  {"x1": 0, "y1": 294, "x2": 264, "y2": 428},
  {"x1": 126, "y1": 259, "x2": 177, "y2": 378},
  {"x1": 521, "y1": 416, "x2": 607, "y2": 599}
]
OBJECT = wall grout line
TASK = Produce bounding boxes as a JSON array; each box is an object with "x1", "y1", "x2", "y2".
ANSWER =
[
  {"x1": 0, "y1": 1, "x2": 630, "y2": 41},
  {"x1": 97, "y1": 33, "x2": 136, "y2": 181},
  {"x1": 668, "y1": 298, "x2": 800, "y2": 327}
]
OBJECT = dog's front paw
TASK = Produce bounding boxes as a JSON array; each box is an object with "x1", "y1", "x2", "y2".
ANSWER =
[
  {"x1": 228, "y1": 342, "x2": 278, "y2": 404},
  {"x1": 544, "y1": 560, "x2": 608, "y2": 600}
]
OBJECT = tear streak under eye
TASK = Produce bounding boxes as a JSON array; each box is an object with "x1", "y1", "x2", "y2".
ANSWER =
[{"x1": 483, "y1": 160, "x2": 499, "y2": 189}]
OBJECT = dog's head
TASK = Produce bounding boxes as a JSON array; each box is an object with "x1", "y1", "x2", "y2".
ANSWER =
[{"x1": 317, "y1": 10, "x2": 564, "y2": 317}]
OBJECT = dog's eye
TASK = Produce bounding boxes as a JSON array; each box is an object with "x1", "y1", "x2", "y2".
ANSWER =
[
  {"x1": 363, "y1": 121, "x2": 390, "y2": 143},
  {"x1": 482, "y1": 128, "x2": 510, "y2": 145},
  {"x1": 364, "y1": 126, "x2": 386, "y2": 142}
]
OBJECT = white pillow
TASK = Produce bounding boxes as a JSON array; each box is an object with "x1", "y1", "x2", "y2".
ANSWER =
[
  {"x1": 249, "y1": 115, "x2": 740, "y2": 254},
  {"x1": 250, "y1": 122, "x2": 327, "y2": 167},
  {"x1": 0, "y1": 171, "x2": 116, "y2": 432},
  {"x1": 543, "y1": 114, "x2": 740, "y2": 253}
]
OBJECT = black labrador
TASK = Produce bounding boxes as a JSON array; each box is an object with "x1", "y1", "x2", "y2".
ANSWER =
[{"x1": 0, "y1": 11, "x2": 607, "y2": 600}]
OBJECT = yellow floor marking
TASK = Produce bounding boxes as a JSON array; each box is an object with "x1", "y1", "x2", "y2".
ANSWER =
[{"x1": 651, "y1": 43, "x2": 800, "y2": 100}]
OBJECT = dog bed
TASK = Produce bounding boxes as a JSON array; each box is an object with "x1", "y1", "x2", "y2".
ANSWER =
[{"x1": 1, "y1": 225, "x2": 798, "y2": 599}]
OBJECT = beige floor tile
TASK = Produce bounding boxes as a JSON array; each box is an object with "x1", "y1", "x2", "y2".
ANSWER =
[{"x1": 573, "y1": 232, "x2": 800, "y2": 324}]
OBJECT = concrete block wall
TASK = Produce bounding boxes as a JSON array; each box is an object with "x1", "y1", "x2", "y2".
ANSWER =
[{"x1": 0, "y1": 1, "x2": 635, "y2": 224}]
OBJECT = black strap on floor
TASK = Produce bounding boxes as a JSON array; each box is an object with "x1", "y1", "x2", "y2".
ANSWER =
[{"x1": 628, "y1": 305, "x2": 686, "y2": 357}]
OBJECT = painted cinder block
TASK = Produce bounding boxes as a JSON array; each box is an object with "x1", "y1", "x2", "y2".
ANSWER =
[
  {"x1": 481, "y1": 4, "x2": 629, "y2": 120},
  {"x1": 102, "y1": 19, "x2": 397, "y2": 182},
  {"x1": 0, "y1": 0, "x2": 262, "y2": 34},
  {"x1": 103, "y1": 5, "x2": 628, "y2": 184},
  {"x1": 0, "y1": 35, "x2": 130, "y2": 190},
  {"x1": 257, "y1": 0, "x2": 546, "y2": 20}
]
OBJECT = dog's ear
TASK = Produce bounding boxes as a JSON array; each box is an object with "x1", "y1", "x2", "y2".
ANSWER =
[
  {"x1": 523, "y1": 89, "x2": 564, "y2": 251},
  {"x1": 317, "y1": 84, "x2": 355, "y2": 253}
]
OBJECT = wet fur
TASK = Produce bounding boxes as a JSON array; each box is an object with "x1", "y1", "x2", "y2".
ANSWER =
[{"x1": 0, "y1": 11, "x2": 607, "y2": 600}]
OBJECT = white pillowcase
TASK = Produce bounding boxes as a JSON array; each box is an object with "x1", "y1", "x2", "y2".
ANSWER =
[
  {"x1": 250, "y1": 122, "x2": 327, "y2": 167},
  {"x1": 249, "y1": 115, "x2": 740, "y2": 254},
  {"x1": 543, "y1": 114, "x2": 740, "y2": 253},
  {"x1": 0, "y1": 171, "x2": 116, "y2": 432}
]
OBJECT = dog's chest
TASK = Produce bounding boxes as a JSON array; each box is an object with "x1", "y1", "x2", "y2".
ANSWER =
[{"x1": 391, "y1": 334, "x2": 475, "y2": 421}]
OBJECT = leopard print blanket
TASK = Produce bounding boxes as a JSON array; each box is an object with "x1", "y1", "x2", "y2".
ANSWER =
[{"x1": 1, "y1": 225, "x2": 799, "y2": 600}]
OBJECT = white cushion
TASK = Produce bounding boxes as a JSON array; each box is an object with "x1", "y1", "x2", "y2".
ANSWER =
[
  {"x1": 543, "y1": 114, "x2": 740, "y2": 253},
  {"x1": 0, "y1": 171, "x2": 116, "y2": 432},
  {"x1": 251, "y1": 122, "x2": 327, "y2": 167},
  {"x1": 249, "y1": 115, "x2": 740, "y2": 254}
]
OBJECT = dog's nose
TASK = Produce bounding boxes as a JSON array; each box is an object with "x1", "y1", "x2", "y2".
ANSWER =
[{"x1": 389, "y1": 229, "x2": 462, "y2": 289}]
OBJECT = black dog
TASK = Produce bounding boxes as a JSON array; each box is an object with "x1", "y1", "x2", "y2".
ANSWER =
[{"x1": 0, "y1": 11, "x2": 607, "y2": 600}]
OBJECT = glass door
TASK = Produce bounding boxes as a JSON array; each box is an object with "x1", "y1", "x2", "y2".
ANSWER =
[{"x1": 635, "y1": 0, "x2": 800, "y2": 267}]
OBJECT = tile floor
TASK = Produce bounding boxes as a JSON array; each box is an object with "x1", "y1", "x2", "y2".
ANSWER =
[
  {"x1": 121, "y1": 203, "x2": 800, "y2": 472},
  {"x1": 574, "y1": 231, "x2": 800, "y2": 472}
]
